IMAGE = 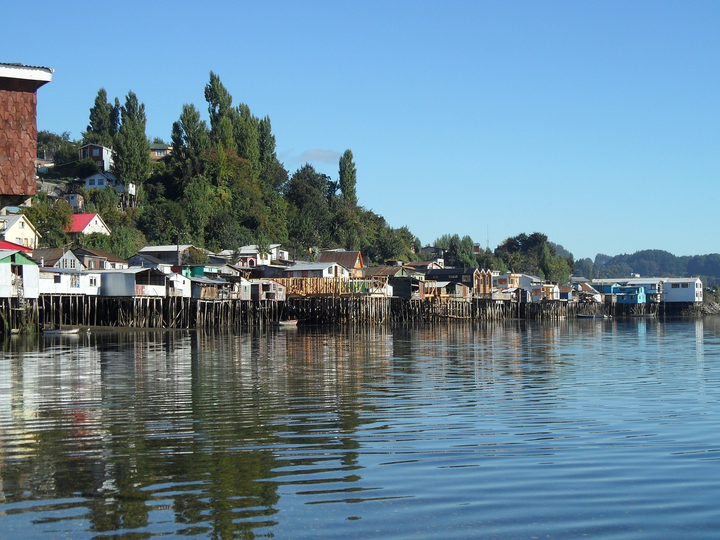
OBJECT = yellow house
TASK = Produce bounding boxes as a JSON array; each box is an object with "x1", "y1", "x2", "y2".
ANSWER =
[{"x1": 0, "y1": 213, "x2": 41, "y2": 250}]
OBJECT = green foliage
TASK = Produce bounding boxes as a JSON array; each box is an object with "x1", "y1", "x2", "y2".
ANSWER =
[
  {"x1": 113, "y1": 91, "x2": 151, "y2": 187},
  {"x1": 338, "y1": 150, "x2": 358, "y2": 206},
  {"x1": 76, "y1": 159, "x2": 100, "y2": 178},
  {"x1": 495, "y1": 232, "x2": 572, "y2": 283},
  {"x1": 83, "y1": 88, "x2": 116, "y2": 147},
  {"x1": 21, "y1": 192, "x2": 73, "y2": 248},
  {"x1": 77, "y1": 232, "x2": 111, "y2": 251},
  {"x1": 37, "y1": 130, "x2": 72, "y2": 160}
]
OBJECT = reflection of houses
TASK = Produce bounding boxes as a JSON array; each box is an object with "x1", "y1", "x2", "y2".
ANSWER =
[
  {"x1": 0, "y1": 249, "x2": 39, "y2": 300},
  {"x1": 0, "y1": 213, "x2": 41, "y2": 250},
  {"x1": 38, "y1": 267, "x2": 100, "y2": 296},
  {"x1": 318, "y1": 250, "x2": 364, "y2": 278},
  {"x1": 33, "y1": 247, "x2": 84, "y2": 270}
]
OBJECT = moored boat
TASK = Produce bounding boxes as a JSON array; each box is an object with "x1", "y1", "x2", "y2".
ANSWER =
[
  {"x1": 273, "y1": 319, "x2": 298, "y2": 327},
  {"x1": 43, "y1": 327, "x2": 81, "y2": 335}
]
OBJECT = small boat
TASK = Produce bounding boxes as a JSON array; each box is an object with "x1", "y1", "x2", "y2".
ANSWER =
[
  {"x1": 577, "y1": 314, "x2": 608, "y2": 319},
  {"x1": 273, "y1": 319, "x2": 298, "y2": 327},
  {"x1": 43, "y1": 327, "x2": 81, "y2": 335}
]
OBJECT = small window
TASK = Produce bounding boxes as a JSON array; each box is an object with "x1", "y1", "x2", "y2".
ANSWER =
[
  {"x1": 19, "y1": 221, "x2": 25, "y2": 228},
  {"x1": 89, "y1": 179, "x2": 96, "y2": 186},
  {"x1": 672, "y1": 284, "x2": 679, "y2": 289},
  {"x1": 92, "y1": 148, "x2": 100, "y2": 157},
  {"x1": 90, "y1": 277, "x2": 97, "y2": 287},
  {"x1": 682, "y1": 283, "x2": 689, "y2": 288},
  {"x1": 70, "y1": 260, "x2": 76, "y2": 269}
]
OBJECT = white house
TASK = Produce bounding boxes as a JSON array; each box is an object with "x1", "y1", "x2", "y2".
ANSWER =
[
  {"x1": 284, "y1": 261, "x2": 350, "y2": 279},
  {"x1": 37, "y1": 268, "x2": 100, "y2": 296},
  {"x1": 83, "y1": 171, "x2": 136, "y2": 197},
  {"x1": 67, "y1": 213, "x2": 111, "y2": 238},
  {"x1": 0, "y1": 249, "x2": 39, "y2": 299},
  {"x1": 662, "y1": 277, "x2": 703, "y2": 303},
  {"x1": 0, "y1": 213, "x2": 41, "y2": 250},
  {"x1": 231, "y1": 244, "x2": 289, "y2": 267},
  {"x1": 33, "y1": 247, "x2": 85, "y2": 270}
]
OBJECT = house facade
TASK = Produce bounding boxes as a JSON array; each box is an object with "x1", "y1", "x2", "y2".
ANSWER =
[
  {"x1": 37, "y1": 268, "x2": 100, "y2": 296},
  {"x1": 318, "y1": 250, "x2": 365, "y2": 278},
  {"x1": 33, "y1": 247, "x2": 84, "y2": 270},
  {"x1": 0, "y1": 213, "x2": 41, "y2": 250},
  {"x1": 67, "y1": 213, "x2": 111, "y2": 239},
  {"x1": 662, "y1": 278, "x2": 703, "y2": 303},
  {"x1": 284, "y1": 262, "x2": 350, "y2": 279},
  {"x1": 73, "y1": 248, "x2": 128, "y2": 270},
  {"x1": 0, "y1": 63, "x2": 53, "y2": 207},
  {"x1": 79, "y1": 144, "x2": 114, "y2": 172},
  {"x1": 0, "y1": 249, "x2": 39, "y2": 299}
]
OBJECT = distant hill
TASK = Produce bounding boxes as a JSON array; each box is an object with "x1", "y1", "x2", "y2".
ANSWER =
[{"x1": 576, "y1": 250, "x2": 720, "y2": 287}]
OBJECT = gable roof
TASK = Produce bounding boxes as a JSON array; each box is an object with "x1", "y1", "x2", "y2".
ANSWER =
[
  {"x1": 318, "y1": 250, "x2": 364, "y2": 269},
  {"x1": 73, "y1": 247, "x2": 127, "y2": 264},
  {"x1": 67, "y1": 213, "x2": 100, "y2": 233}
]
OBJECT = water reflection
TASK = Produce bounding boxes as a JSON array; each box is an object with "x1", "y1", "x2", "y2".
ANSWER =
[{"x1": 1, "y1": 320, "x2": 720, "y2": 539}]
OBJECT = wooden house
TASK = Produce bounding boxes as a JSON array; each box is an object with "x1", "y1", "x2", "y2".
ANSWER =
[
  {"x1": 662, "y1": 277, "x2": 703, "y2": 303},
  {"x1": 426, "y1": 267, "x2": 491, "y2": 295},
  {"x1": 78, "y1": 144, "x2": 113, "y2": 172},
  {"x1": 364, "y1": 265, "x2": 415, "y2": 299},
  {"x1": 0, "y1": 249, "x2": 39, "y2": 299},
  {"x1": 318, "y1": 250, "x2": 365, "y2": 278},
  {"x1": 73, "y1": 247, "x2": 128, "y2": 270},
  {"x1": 189, "y1": 275, "x2": 231, "y2": 300},
  {"x1": 248, "y1": 279, "x2": 286, "y2": 301}
]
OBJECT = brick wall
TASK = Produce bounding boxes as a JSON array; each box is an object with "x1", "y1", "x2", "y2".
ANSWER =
[{"x1": 0, "y1": 78, "x2": 40, "y2": 198}]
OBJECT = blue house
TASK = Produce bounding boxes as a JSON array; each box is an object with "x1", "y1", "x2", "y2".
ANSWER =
[{"x1": 616, "y1": 286, "x2": 646, "y2": 304}]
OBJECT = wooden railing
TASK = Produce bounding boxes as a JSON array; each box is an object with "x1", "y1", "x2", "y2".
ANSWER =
[{"x1": 272, "y1": 277, "x2": 389, "y2": 297}]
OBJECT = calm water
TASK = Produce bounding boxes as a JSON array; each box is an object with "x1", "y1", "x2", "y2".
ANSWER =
[{"x1": 1, "y1": 318, "x2": 720, "y2": 539}]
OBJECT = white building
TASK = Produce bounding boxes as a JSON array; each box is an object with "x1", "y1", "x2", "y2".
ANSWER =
[
  {"x1": 662, "y1": 278, "x2": 703, "y2": 303},
  {"x1": 284, "y1": 261, "x2": 350, "y2": 279},
  {"x1": 38, "y1": 268, "x2": 100, "y2": 296}
]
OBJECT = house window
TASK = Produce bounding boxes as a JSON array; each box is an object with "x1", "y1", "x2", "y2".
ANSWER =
[
  {"x1": 90, "y1": 277, "x2": 97, "y2": 287},
  {"x1": 70, "y1": 259, "x2": 76, "y2": 269},
  {"x1": 89, "y1": 179, "x2": 95, "y2": 186},
  {"x1": 54, "y1": 275, "x2": 61, "y2": 284},
  {"x1": 19, "y1": 221, "x2": 24, "y2": 228},
  {"x1": 672, "y1": 284, "x2": 679, "y2": 289},
  {"x1": 682, "y1": 283, "x2": 689, "y2": 288},
  {"x1": 92, "y1": 148, "x2": 100, "y2": 156},
  {"x1": 88, "y1": 260, "x2": 94, "y2": 269}
]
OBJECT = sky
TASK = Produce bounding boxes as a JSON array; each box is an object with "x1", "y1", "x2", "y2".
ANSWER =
[{"x1": 3, "y1": 1, "x2": 719, "y2": 260}]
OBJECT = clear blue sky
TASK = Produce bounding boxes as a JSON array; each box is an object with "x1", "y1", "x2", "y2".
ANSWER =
[{"x1": 3, "y1": 1, "x2": 719, "y2": 260}]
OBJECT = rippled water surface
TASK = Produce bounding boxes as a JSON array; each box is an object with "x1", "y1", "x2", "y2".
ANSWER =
[{"x1": 2, "y1": 318, "x2": 720, "y2": 539}]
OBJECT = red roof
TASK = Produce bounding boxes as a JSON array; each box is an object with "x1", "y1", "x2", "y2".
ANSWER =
[
  {"x1": 67, "y1": 213, "x2": 98, "y2": 233},
  {"x1": 0, "y1": 240, "x2": 32, "y2": 252}
]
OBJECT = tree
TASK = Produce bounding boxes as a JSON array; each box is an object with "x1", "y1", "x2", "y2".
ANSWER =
[
  {"x1": 204, "y1": 72, "x2": 236, "y2": 149},
  {"x1": 170, "y1": 103, "x2": 210, "y2": 179},
  {"x1": 113, "y1": 91, "x2": 151, "y2": 189},
  {"x1": 37, "y1": 130, "x2": 72, "y2": 161},
  {"x1": 21, "y1": 192, "x2": 73, "y2": 248},
  {"x1": 84, "y1": 88, "x2": 114, "y2": 147},
  {"x1": 338, "y1": 149, "x2": 358, "y2": 206}
]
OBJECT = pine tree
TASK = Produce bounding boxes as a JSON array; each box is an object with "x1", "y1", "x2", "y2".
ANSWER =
[{"x1": 338, "y1": 149, "x2": 358, "y2": 206}]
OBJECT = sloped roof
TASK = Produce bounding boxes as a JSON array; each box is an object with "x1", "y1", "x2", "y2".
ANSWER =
[
  {"x1": 67, "y1": 213, "x2": 103, "y2": 233},
  {"x1": 73, "y1": 247, "x2": 127, "y2": 264},
  {"x1": 0, "y1": 240, "x2": 32, "y2": 252},
  {"x1": 364, "y1": 265, "x2": 409, "y2": 277},
  {"x1": 318, "y1": 250, "x2": 364, "y2": 269}
]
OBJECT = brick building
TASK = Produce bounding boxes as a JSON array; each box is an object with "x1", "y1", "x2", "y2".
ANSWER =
[{"x1": 0, "y1": 63, "x2": 53, "y2": 208}]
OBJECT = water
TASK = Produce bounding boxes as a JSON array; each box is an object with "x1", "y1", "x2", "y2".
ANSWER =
[{"x1": 1, "y1": 318, "x2": 720, "y2": 539}]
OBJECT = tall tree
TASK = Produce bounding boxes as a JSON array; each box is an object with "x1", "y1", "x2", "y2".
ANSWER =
[
  {"x1": 113, "y1": 91, "x2": 151, "y2": 189},
  {"x1": 170, "y1": 103, "x2": 210, "y2": 178},
  {"x1": 84, "y1": 88, "x2": 114, "y2": 147},
  {"x1": 338, "y1": 149, "x2": 358, "y2": 206},
  {"x1": 204, "y1": 72, "x2": 236, "y2": 150}
]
